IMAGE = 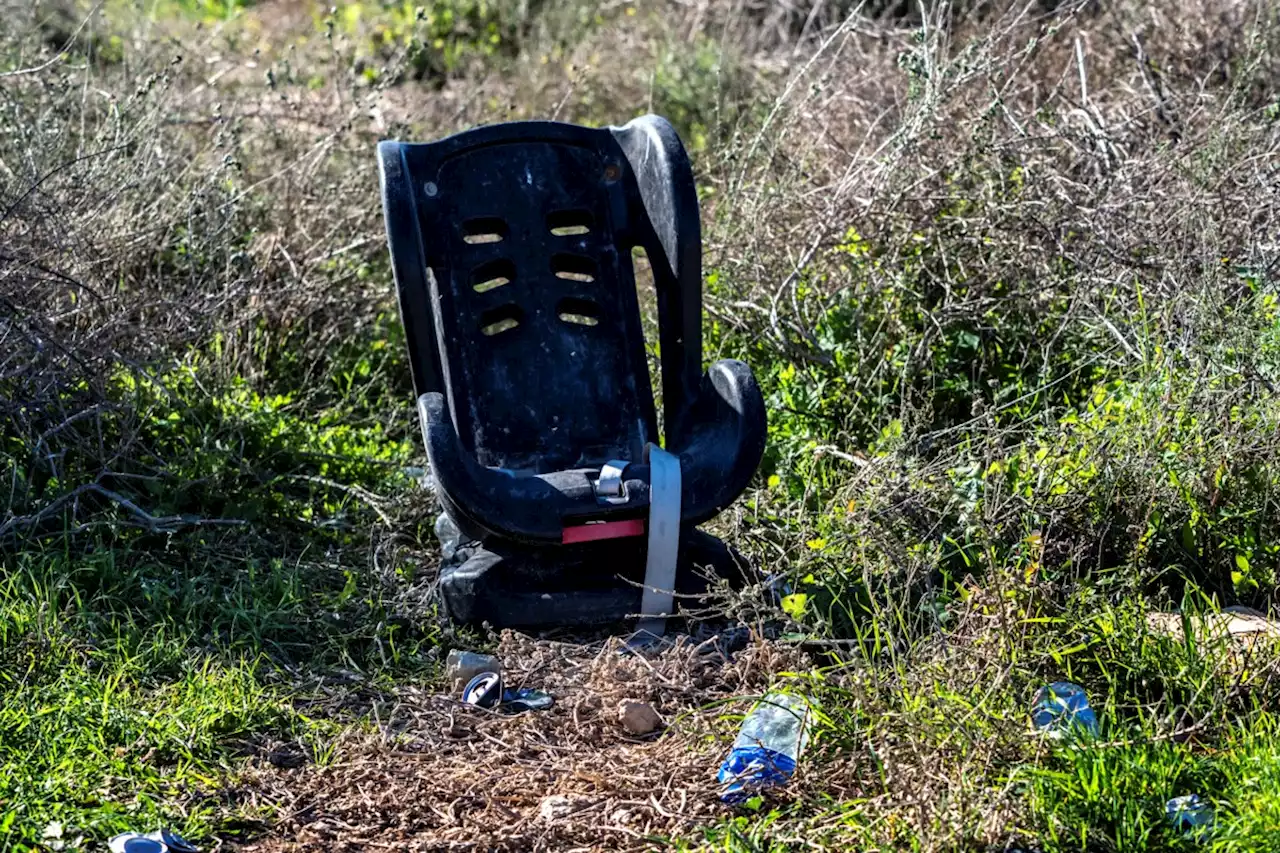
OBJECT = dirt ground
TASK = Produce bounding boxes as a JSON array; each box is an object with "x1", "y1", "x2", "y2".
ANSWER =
[{"x1": 233, "y1": 630, "x2": 809, "y2": 852}]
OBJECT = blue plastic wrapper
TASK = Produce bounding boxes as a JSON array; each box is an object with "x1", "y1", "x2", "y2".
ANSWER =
[
  {"x1": 716, "y1": 745, "x2": 798, "y2": 804},
  {"x1": 1031, "y1": 681, "x2": 1099, "y2": 739},
  {"x1": 1166, "y1": 794, "x2": 1214, "y2": 838}
]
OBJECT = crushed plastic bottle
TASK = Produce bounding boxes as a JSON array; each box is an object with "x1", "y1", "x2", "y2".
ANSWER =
[
  {"x1": 1167, "y1": 794, "x2": 1214, "y2": 839},
  {"x1": 716, "y1": 692, "x2": 818, "y2": 804},
  {"x1": 1031, "y1": 682, "x2": 1099, "y2": 740},
  {"x1": 502, "y1": 687, "x2": 554, "y2": 713},
  {"x1": 109, "y1": 836, "x2": 165, "y2": 853},
  {"x1": 151, "y1": 829, "x2": 197, "y2": 853}
]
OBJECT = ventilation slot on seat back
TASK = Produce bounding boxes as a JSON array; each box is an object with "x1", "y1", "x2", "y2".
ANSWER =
[
  {"x1": 472, "y1": 259, "x2": 515, "y2": 293},
  {"x1": 552, "y1": 253, "x2": 597, "y2": 283},
  {"x1": 547, "y1": 209, "x2": 594, "y2": 237},
  {"x1": 462, "y1": 217, "x2": 508, "y2": 244},
  {"x1": 557, "y1": 297, "x2": 600, "y2": 327},
  {"x1": 480, "y1": 304, "x2": 523, "y2": 336}
]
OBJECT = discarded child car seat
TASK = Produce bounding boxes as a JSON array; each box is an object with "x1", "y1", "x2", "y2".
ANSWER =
[{"x1": 377, "y1": 114, "x2": 766, "y2": 628}]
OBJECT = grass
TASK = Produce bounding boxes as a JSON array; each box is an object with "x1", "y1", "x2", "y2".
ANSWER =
[
  {"x1": 4, "y1": 0, "x2": 1280, "y2": 849},
  {"x1": 0, "y1": 551, "x2": 287, "y2": 846}
]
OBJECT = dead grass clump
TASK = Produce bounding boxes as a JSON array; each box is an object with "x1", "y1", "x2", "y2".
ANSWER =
[{"x1": 704, "y1": 0, "x2": 1280, "y2": 444}]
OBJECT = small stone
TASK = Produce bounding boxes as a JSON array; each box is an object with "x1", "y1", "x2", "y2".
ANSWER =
[
  {"x1": 538, "y1": 795, "x2": 585, "y2": 822},
  {"x1": 617, "y1": 699, "x2": 663, "y2": 735}
]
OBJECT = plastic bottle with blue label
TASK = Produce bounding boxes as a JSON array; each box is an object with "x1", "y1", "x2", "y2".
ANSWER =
[{"x1": 716, "y1": 692, "x2": 817, "y2": 803}]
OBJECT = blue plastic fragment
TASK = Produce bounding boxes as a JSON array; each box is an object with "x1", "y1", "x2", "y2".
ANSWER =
[
  {"x1": 1031, "y1": 681, "x2": 1099, "y2": 739},
  {"x1": 1167, "y1": 794, "x2": 1214, "y2": 838}
]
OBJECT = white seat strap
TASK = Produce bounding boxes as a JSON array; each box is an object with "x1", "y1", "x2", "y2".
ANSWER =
[{"x1": 636, "y1": 443, "x2": 681, "y2": 637}]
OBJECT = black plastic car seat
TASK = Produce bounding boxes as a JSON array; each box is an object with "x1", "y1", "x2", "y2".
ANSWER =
[{"x1": 378, "y1": 114, "x2": 766, "y2": 628}]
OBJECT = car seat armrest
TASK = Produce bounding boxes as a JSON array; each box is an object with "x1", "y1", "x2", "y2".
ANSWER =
[{"x1": 671, "y1": 359, "x2": 767, "y2": 526}]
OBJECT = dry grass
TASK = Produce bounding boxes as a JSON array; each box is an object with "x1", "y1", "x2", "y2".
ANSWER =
[{"x1": 234, "y1": 632, "x2": 807, "y2": 852}]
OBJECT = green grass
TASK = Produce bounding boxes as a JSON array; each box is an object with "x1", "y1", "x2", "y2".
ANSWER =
[
  {"x1": 665, "y1": 591, "x2": 1280, "y2": 852},
  {"x1": 0, "y1": 526, "x2": 439, "y2": 849},
  {"x1": 0, "y1": 357, "x2": 435, "y2": 849},
  {"x1": 0, "y1": 553, "x2": 285, "y2": 847}
]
